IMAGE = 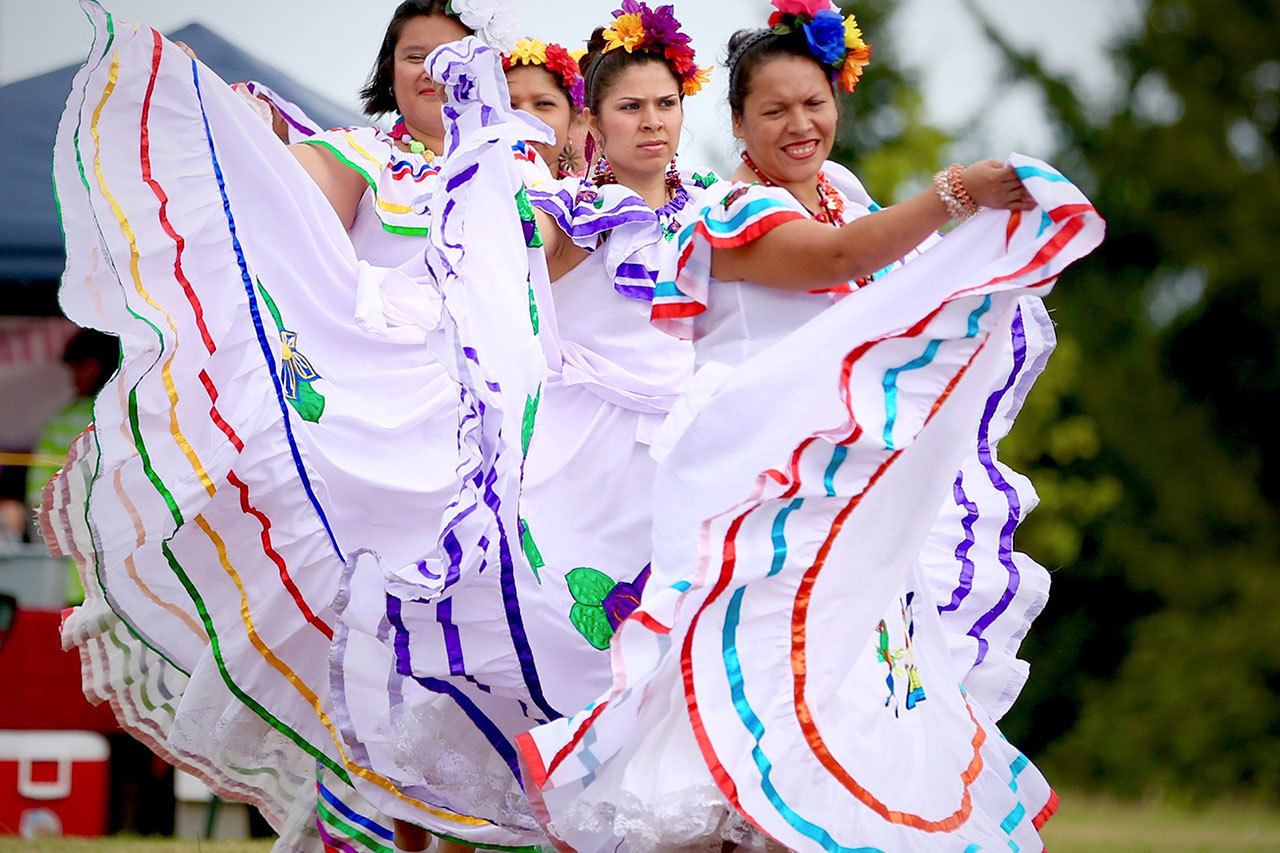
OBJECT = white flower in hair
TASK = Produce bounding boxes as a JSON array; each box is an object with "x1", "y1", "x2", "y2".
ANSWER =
[{"x1": 448, "y1": 0, "x2": 520, "y2": 52}]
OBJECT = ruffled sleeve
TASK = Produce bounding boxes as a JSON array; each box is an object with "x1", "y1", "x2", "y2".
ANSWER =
[
  {"x1": 237, "y1": 81, "x2": 325, "y2": 142},
  {"x1": 650, "y1": 181, "x2": 808, "y2": 339},
  {"x1": 528, "y1": 178, "x2": 668, "y2": 301},
  {"x1": 299, "y1": 126, "x2": 440, "y2": 237}
]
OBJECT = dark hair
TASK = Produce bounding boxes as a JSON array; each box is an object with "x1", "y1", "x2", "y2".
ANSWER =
[
  {"x1": 359, "y1": 0, "x2": 469, "y2": 116},
  {"x1": 726, "y1": 27, "x2": 831, "y2": 118},
  {"x1": 62, "y1": 330, "x2": 120, "y2": 395},
  {"x1": 580, "y1": 27, "x2": 682, "y2": 114}
]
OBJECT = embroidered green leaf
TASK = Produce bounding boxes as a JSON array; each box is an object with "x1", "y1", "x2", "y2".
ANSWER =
[
  {"x1": 290, "y1": 381, "x2": 326, "y2": 423},
  {"x1": 566, "y1": 567, "x2": 616, "y2": 607},
  {"x1": 515, "y1": 187, "x2": 544, "y2": 248},
  {"x1": 522, "y1": 386, "x2": 541, "y2": 457},
  {"x1": 527, "y1": 280, "x2": 540, "y2": 335},
  {"x1": 569, "y1": 603, "x2": 613, "y2": 651},
  {"x1": 692, "y1": 171, "x2": 720, "y2": 189},
  {"x1": 519, "y1": 518, "x2": 544, "y2": 583},
  {"x1": 256, "y1": 280, "x2": 286, "y2": 332}
]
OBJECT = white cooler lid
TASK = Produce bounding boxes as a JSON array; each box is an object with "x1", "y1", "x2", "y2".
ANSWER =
[{"x1": 0, "y1": 730, "x2": 109, "y2": 761}]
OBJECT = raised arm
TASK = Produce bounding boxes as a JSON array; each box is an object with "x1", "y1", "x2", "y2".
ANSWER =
[
  {"x1": 712, "y1": 161, "x2": 1034, "y2": 291},
  {"x1": 288, "y1": 143, "x2": 369, "y2": 231},
  {"x1": 533, "y1": 209, "x2": 590, "y2": 282}
]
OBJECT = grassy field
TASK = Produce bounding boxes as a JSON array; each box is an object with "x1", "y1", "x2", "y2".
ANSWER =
[{"x1": 3, "y1": 794, "x2": 1280, "y2": 852}]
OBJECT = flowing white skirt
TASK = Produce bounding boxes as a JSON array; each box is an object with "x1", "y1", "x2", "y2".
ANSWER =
[
  {"x1": 47, "y1": 4, "x2": 541, "y2": 848},
  {"x1": 517, "y1": 159, "x2": 1105, "y2": 852}
]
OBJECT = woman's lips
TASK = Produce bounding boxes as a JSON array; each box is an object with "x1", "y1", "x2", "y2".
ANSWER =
[
  {"x1": 781, "y1": 139, "x2": 819, "y2": 160},
  {"x1": 638, "y1": 141, "x2": 667, "y2": 152}
]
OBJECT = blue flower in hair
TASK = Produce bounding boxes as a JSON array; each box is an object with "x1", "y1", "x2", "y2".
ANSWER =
[{"x1": 803, "y1": 9, "x2": 848, "y2": 67}]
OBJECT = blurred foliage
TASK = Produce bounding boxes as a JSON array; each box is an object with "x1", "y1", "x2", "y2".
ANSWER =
[
  {"x1": 830, "y1": 1, "x2": 950, "y2": 200},
  {"x1": 833, "y1": 0, "x2": 1280, "y2": 804},
  {"x1": 959, "y1": 0, "x2": 1280, "y2": 802}
]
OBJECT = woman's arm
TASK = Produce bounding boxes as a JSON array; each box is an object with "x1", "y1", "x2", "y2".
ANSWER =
[
  {"x1": 289, "y1": 143, "x2": 369, "y2": 231},
  {"x1": 534, "y1": 209, "x2": 590, "y2": 282},
  {"x1": 712, "y1": 161, "x2": 1034, "y2": 291}
]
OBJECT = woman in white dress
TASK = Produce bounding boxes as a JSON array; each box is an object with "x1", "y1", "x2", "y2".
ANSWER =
[
  {"x1": 327, "y1": 6, "x2": 722, "y2": 851},
  {"x1": 517, "y1": 3, "x2": 1105, "y2": 851}
]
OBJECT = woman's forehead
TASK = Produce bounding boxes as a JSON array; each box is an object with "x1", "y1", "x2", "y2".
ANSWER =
[{"x1": 745, "y1": 55, "x2": 830, "y2": 99}]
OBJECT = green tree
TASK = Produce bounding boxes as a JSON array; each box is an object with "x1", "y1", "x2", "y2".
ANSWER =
[
  {"x1": 963, "y1": 0, "x2": 1280, "y2": 801},
  {"x1": 830, "y1": 1, "x2": 950, "y2": 200}
]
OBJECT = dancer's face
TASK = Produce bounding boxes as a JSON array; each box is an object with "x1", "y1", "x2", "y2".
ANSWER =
[
  {"x1": 393, "y1": 14, "x2": 469, "y2": 140},
  {"x1": 733, "y1": 55, "x2": 837, "y2": 186},
  {"x1": 587, "y1": 61, "x2": 683, "y2": 182},
  {"x1": 506, "y1": 65, "x2": 582, "y2": 171}
]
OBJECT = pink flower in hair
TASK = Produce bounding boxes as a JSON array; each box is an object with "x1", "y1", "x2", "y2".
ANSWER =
[{"x1": 773, "y1": 0, "x2": 831, "y2": 18}]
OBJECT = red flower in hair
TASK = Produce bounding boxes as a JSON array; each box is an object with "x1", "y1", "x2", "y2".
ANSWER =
[
  {"x1": 665, "y1": 43, "x2": 696, "y2": 75},
  {"x1": 544, "y1": 43, "x2": 579, "y2": 85}
]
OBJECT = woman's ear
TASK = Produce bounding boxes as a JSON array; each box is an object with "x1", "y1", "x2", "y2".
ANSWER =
[{"x1": 731, "y1": 113, "x2": 744, "y2": 142}]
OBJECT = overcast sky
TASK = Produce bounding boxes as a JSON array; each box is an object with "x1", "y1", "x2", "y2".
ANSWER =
[{"x1": 1, "y1": 0, "x2": 1141, "y2": 176}]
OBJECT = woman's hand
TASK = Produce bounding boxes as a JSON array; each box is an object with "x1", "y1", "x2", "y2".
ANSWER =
[{"x1": 960, "y1": 160, "x2": 1035, "y2": 211}]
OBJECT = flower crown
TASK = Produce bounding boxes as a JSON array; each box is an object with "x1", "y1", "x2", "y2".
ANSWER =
[
  {"x1": 503, "y1": 38, "x2": 587, "y2": 110},
  {"x1": 445, "y1": 0, "x2": 521, "y2": 52},
  {"x1": 597, "y1": 1, "x2": 711, "y2": 97},
  {"x1": 766, "y1": 0, "x2": 871, "y2": 94}
]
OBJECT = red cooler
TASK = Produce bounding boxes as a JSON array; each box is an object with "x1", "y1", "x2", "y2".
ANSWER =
[{"x1": 0, "y1": 731, "x2": 109, "y2": 837}]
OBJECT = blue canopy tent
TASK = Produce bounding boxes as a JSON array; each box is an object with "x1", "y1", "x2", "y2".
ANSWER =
[{"x1": 0, "y1": 22, "x2": 361, "y2": 303}]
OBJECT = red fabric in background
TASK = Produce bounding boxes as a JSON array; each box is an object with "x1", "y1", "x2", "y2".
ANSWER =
[{"x1": 0, "y1": 609, "x2": 118, "y2": 732}]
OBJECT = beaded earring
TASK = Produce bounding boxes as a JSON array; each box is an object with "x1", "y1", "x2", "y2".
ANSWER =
[
  {"x1": 665, "y1": 158, "x2": 682, "y2": 193},
  {"x1": 593, "y1": 154, "x2": 616, "y2": 187}
]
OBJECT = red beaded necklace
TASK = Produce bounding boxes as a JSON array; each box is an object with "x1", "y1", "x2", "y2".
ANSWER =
[
  {"x1": 741, "y1": 151, "x2": 845, "y2": 226},
  {"x1": 740, "y1": 151, "x2": 873, "y2": 290}
]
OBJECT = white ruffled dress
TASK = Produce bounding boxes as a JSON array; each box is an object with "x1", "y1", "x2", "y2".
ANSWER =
[
  {"x1": 516, "y1": 161, "x2": 1105, "y2": 851},
  {"x1": 330, "y1": 173, "x2": 718, "y2": 849},
  {"x1": 45, "y1": 4, "x2": 549, "y2": 848}
]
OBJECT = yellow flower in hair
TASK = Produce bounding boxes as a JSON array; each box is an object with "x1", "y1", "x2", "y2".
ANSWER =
[
  {"x1": 603, "y1": 13, "x2": 646, "y2": 53},
  {"x1": 843, "y1": 15, "x2": 866, "y2": 50},
  {"x1": 569, "y1": 47, "x2": 587, "y2": 63},
  {"x1": 509, "y1": 37, "x2": 549, "y2": 65},
  {"x1": 682, "y1": 65, "x2": 712, "y2": 97}
]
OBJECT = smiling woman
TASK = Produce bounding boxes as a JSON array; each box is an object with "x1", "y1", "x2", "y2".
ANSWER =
[
  {"x1": 515, "y1": 3, "x2": 1104, "y2": 852},
  {"x1": 288, "y1": 1, "x2": 471, "y2": 237}
]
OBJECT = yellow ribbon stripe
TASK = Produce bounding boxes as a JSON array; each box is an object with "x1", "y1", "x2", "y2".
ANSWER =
[
  {"x1": 91, "y1": 52, "x2": 216, "y2": 498},
  {"x1": 193, "y1": 515, "x2": 487, "y2": 827},
  {"x1": 342, "y1": 133, "x2": 414, "y2": 214}
]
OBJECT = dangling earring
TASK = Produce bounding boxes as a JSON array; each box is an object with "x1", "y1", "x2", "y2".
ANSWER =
[
  {"x1": 665, "y1": 157, "x2": 682, "y2": 194},
  {"x1": 593, "y1": 153, "x2": 616, "y2": 187},
  {"x1": 557, "y1": 139, "x2": 582, "y2": 179}
]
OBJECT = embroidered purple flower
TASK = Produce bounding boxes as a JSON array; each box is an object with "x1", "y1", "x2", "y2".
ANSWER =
[
  {"x1": 802, "y1": 8, "x2": 848, "y2": 67},
  {"x1": 602, "y1": 565, "x2": 650, "y2": 629}
]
